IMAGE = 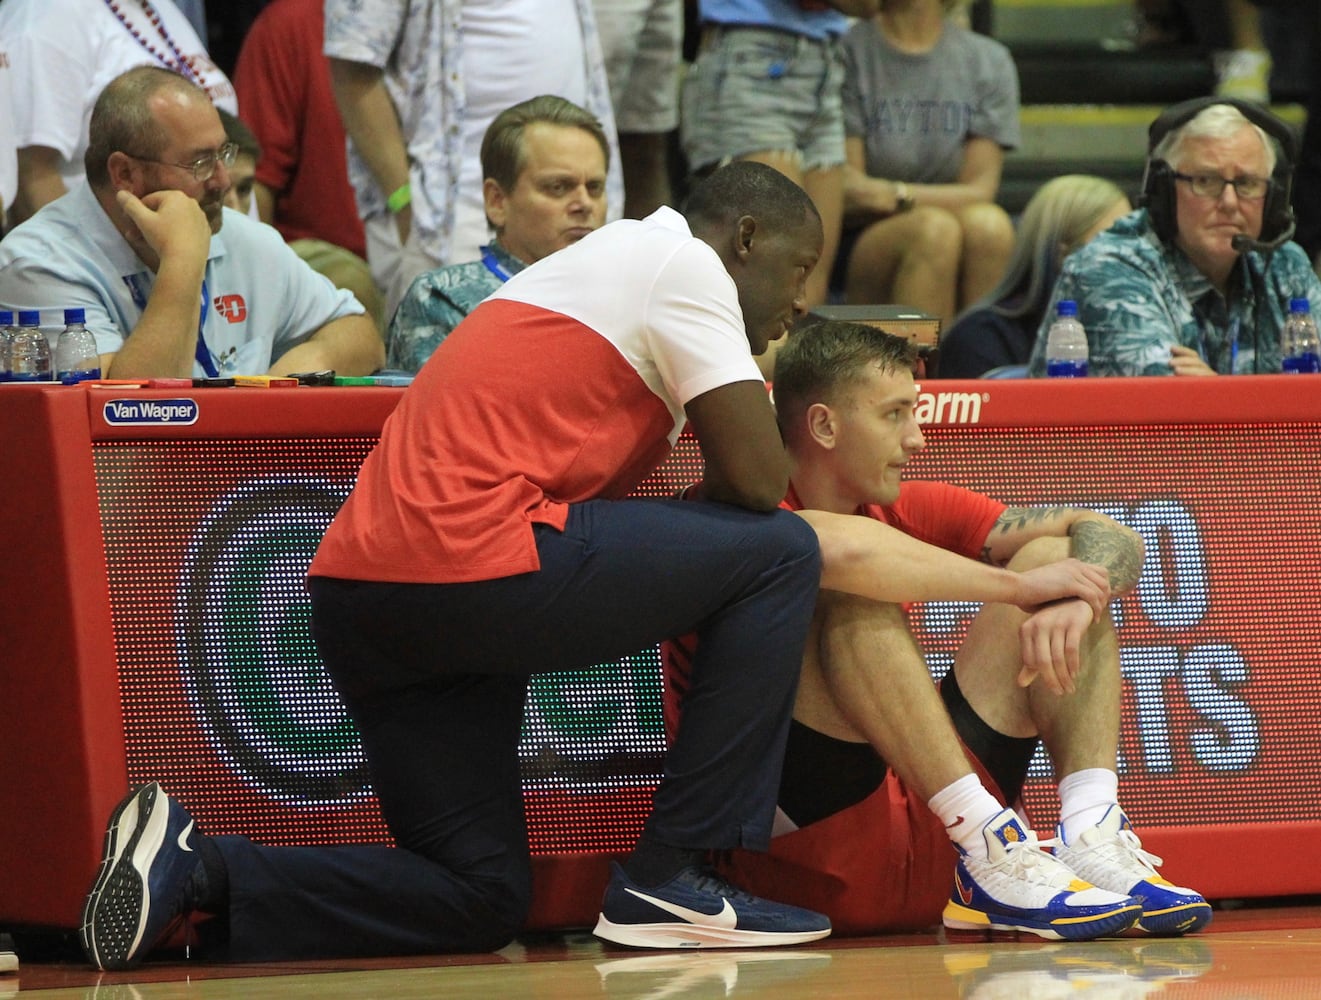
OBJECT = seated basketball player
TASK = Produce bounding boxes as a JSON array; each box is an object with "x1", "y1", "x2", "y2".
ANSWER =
[{"x1": 666, "y1": 319, "x2": 1212, "y2": 940}]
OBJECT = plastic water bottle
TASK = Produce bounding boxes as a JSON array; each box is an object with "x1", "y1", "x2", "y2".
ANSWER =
[
  {"x1": 55, "y1": 307, "x2": 101, "y2": 382},
  {"x1": 1281, "y1": 297, "x2": 1321, "y2": 373},
  {"x1": 1045, "y1": 299, "x2": 1089, "y2": 377},
  {"x1": 9, "y1": 310, "x2": 53, "y2": 381},
  {"x1": 0, "y1": 310, "x2": 15, "y2": 380}
]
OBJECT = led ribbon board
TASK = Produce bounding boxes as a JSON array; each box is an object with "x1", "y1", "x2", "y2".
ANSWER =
[{"x1": 93, "y1": 382, "x2": 1321, "y2": 854}]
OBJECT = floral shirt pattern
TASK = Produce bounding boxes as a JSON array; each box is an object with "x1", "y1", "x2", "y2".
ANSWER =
[
  {"x1": 1028, "y1": 209, "x2": 1321, "y2": 376},
  {"x1": 386, "y1": 241, "x2": 526, "y2": 372}
]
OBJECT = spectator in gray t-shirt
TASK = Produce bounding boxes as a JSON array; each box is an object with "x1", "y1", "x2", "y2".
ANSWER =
[{"x1": 836, "y1": 0, "x2": 1021, "y2": 325}]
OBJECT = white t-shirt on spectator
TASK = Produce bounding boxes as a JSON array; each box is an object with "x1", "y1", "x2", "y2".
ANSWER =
[{"x1": 0, "y1": 0, "x2": 236, "y2": 192}]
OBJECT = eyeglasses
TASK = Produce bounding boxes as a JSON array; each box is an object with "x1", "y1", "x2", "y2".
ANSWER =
[
  {"x1": 124, "y1": 141, "x2": 239, "y2": 182},
  {"x1": 1172, "y1": 172, "x2": 1271, "y2": 201}
]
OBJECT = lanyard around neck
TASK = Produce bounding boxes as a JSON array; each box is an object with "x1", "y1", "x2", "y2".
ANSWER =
[
  {"x1": 480, "y1": 245, "x2": 514, "y2": 283},
  {"x1": 194, "y1": 279, "x2": 219, "y2": 378}
]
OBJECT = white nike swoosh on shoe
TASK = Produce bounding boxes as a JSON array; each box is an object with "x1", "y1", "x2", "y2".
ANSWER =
[
  {"x1": 177, "y1": 819, "x2": 195, "y2": 853},
  {"x1": 624, "y1": 888, "x2": 738, "y2": 929}
]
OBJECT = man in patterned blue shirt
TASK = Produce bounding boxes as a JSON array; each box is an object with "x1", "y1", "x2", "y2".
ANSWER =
[
  {"x1": 1028, "y1": 98, "x2": 1321, "y2": 377},
  {"x1": 387, "y1": 96, "x2": 609, "y2": 372}
]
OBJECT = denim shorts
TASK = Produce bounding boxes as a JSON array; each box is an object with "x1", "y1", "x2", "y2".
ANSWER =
[{"x1": 680, "y1": 24, "x2": 846, "y2": 173}]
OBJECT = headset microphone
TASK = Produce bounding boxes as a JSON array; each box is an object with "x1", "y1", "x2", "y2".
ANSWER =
[{"x1": 1231, "y1": 218, "x2": 1297, "y2": 256}]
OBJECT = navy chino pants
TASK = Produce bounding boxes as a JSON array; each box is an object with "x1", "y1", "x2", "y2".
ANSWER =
[{"x1": 210, "y1": 498, "x2": 821, "y2": 960}]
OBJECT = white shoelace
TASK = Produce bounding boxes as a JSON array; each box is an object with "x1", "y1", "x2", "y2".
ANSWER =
[
  {"x1": 993, "y1": 832, "x2": 1079, "y2": 889},
  {"x1": 1107, "y1": 828, "x2": 1165, "y2": 873},
  {"x1": 1053, "y1": 826, "x2": 1166, "y2": 877}
]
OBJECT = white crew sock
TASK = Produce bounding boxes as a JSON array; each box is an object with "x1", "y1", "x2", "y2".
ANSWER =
[
  {"x1": 928, "y1": 773, "x2": 1007, "y2": 860},
  {"x1": 1057, "y1": 768, "x2": 1120, "y2": 844}
]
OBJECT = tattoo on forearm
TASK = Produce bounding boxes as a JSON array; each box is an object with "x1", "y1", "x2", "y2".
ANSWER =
[
  {"x1": 996, "y1": 507, "x2": 1067, "y2": 532},
  {"x1": 982, "y1": 507, "x2": 1066, "y2": 564},
  {"x1": 1069, "y1": 519, "x2": 1144, "y2": 592},
  {"x1": 986, "y1": 508, "x2": 1143, "y2": 589}
]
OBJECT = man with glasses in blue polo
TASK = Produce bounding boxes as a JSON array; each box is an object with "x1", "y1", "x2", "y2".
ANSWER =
[
  {"x1": 0, "y1": 66, "x2": 383, "y2": 380},
  {"x1": 1027, "y1": 97, "x2": 1321, "y2": 377}
]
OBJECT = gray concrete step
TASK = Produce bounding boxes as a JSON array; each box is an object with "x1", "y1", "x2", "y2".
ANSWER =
[{"x1": 990, "y1": 0, "x2": 1135, "y2": 46}]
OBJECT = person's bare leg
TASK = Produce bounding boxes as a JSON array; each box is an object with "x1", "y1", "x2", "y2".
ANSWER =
[
  {"x1": 845, "y1": 209, "x2": 960, "y2": 320},
  {"x1": 802, "y1": 590, "x2": 1138, "y2": 939},
  {"x1": 801, "y1": 163, "x2": 844, "y2": 308},
  {"x1": 952, "y1": 536, "x2": 1118, "y2": 773},
  {"x1": 736, "y1": 151, "x2": 841, "y2": 308},
  {"x1": 955, "y1": 203, "x2": 1016, "y2": 313},
  {"x1": 969, "y1": 542, "x2": 1214, "y2": 933},
  {"x1": 1212, "y1": 0, "x2": 1272, "y2": 101},
  {"x1": 733, "y1": 151, "x2": 840, "y2": 378},
  {"x1": 795, "y1": 592, "x2": 977, "y2": 801},
  {"x1": 1226, "y1": 0, "x2": 1266, "y2": 51}
]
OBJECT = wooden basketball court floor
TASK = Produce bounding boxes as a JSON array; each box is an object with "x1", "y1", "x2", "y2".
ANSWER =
[{"x1": 5, "y1": 901, "x2": 1321, "y2": 998}]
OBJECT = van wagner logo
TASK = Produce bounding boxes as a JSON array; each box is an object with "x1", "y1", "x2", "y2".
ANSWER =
[
  {"x1": 913, "y1": 383, "x2": 985, "y2": 424},
  {"x1": 104, "y1": 397, "x2": 199, "y2": 426}
]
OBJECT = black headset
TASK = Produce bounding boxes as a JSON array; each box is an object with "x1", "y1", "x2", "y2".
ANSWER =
[{"x1": 1139, "y1": 97, "x2": 1298, "y2": 247}]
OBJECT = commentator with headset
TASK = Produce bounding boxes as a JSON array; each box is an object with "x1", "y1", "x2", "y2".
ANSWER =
[{"x1": 1027, "y1": 97, "x2": 1321, "y2": 377}]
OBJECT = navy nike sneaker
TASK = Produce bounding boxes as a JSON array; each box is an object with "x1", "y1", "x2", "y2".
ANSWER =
[
  {"x1": 593, "y1": 862, "x2": 831, "y2": 949},
  {"x1": 80, "y1": 782, "x2": 209, "y2": 970}
]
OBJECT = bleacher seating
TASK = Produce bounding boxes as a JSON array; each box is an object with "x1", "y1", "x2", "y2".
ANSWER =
[{"x1": 991, "y1": 0, "x2": 1305, "y2": 214}]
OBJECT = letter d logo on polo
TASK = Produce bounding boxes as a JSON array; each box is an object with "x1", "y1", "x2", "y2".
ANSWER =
[{"x1": 213, "y1": 294, "x2": 247, "y2": 322}]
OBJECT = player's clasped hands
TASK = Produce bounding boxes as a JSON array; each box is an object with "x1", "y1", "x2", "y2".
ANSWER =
[
  {"x1": 1011, "y1": 558, "x2": 1112, "y2": 695},
  {"x1": 1017, "y1": 598, "x2": 1099, "y2": 695},
  {"x1": 1011, "y1": 557, "x2": 1110, "y2": 618}
]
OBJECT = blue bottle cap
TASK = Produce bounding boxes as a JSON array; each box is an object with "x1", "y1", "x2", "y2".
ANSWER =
[
  {"x1": 1289, "y1": 297, "x2": 1310, "y2": 314},
  {"x1": 1056, "y1": 299, "x2": 1078, "y2": 317},
  {"x1": 0, "y1": 310, "x2": 12, "y2": 325},
  {"x1": 64, "y1": 307, "x2": 86, "y2": 324},
  {"x1": 18, "y1": 310, "x2": 41, "y2": 326}
]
